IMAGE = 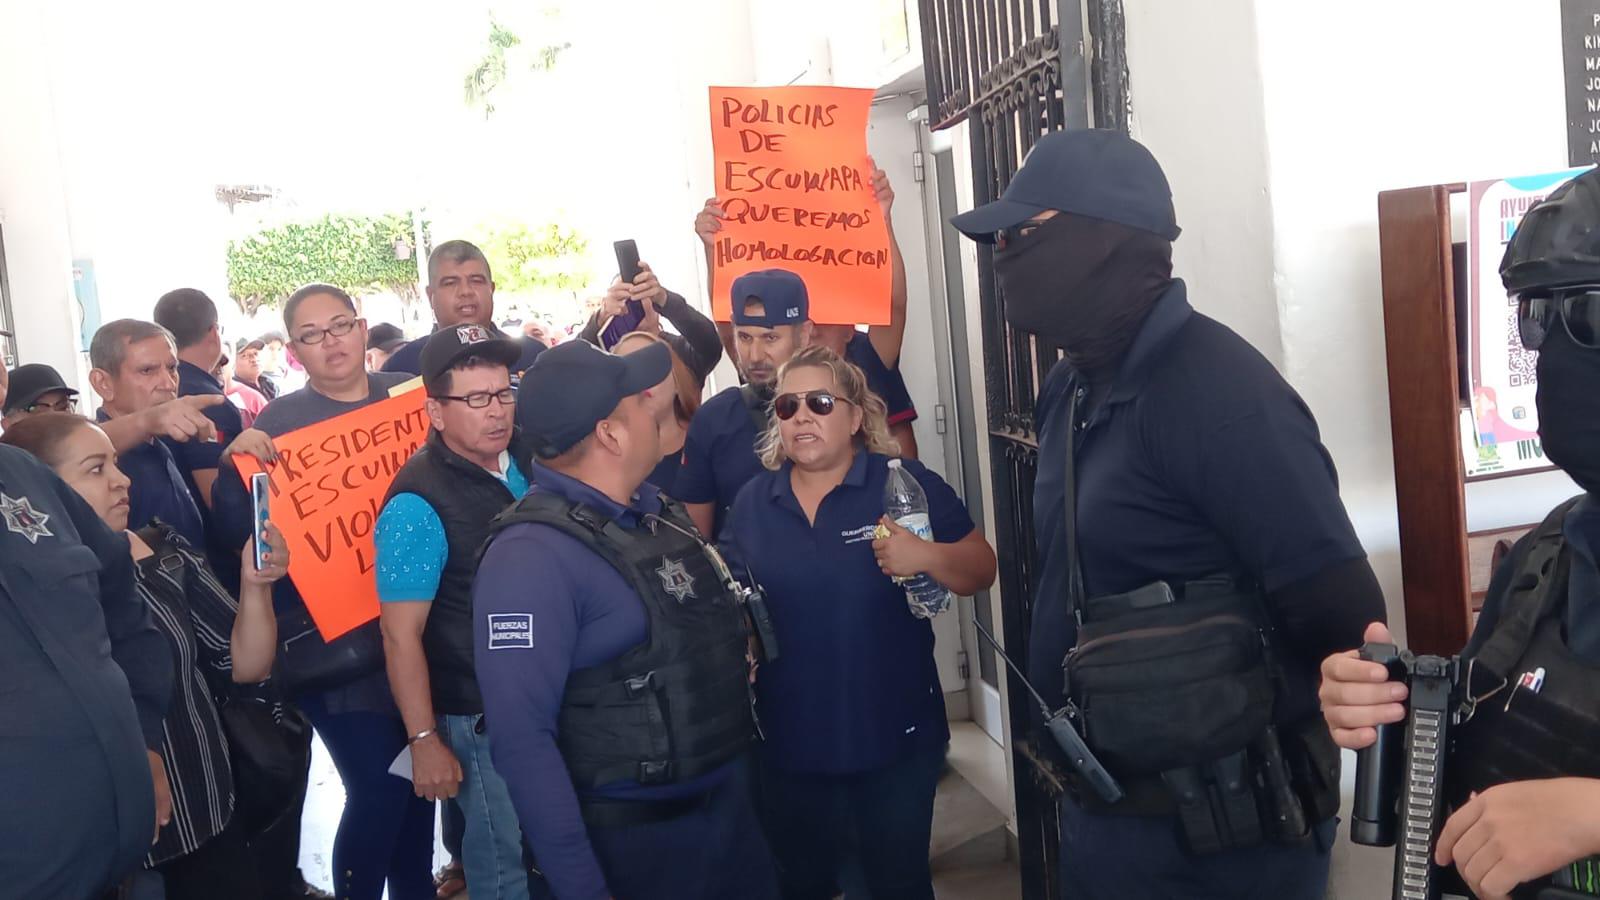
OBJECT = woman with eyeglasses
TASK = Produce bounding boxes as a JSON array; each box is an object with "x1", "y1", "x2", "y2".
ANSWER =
[
  {"x1": 212, "y1": 284, "x2": 436, "y2": 900},
  {"x1": 0, "y1": 412, "x2": 287, "y2": 900},
  {"x1": 611, "y1": 330, "x2": 707, "y2": 497},
  {"x1": 720, "y1": 345, "x2": 996, "y2": 900}
]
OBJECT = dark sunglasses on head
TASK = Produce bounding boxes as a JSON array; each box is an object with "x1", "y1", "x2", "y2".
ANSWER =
[
  {"x1": 773, "y1": 390, "x2": 852, "y2": 421},
  {"x1": 1517, "y1": 289, "x2": 1600, "y2": 350}
]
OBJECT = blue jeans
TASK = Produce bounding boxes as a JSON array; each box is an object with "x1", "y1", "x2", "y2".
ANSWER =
[{"x1": 442, "y1": 714, "x2": 529, "y2": 900}]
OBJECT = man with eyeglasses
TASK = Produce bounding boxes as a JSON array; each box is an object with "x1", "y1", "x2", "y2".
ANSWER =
[
  {"x1": 213, "y1": 283, "x2": 434, "y2": 900},
  {"x1": 374, "y1": 324, "x2": 534, "y2": 900},
  {"x1": 2, "y1": 363, "x2": 80, "y2": 429},
  {"x1": 1322, "y1": 167, "x2": 1600, "y2": 900}
]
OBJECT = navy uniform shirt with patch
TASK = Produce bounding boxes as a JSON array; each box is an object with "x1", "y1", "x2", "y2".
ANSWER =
[
  {"x1": 721, "y1": 451, "x2": 973, "y2": 775},
  {"x1": 1028, "y1": 280, "x2": 1366, "y2": 716},
  {"x1": 676, "y1": 387, "x2": 766, "y2": 531},
  {"x1": 473, "y1": 462, "x2": 731, "y2": 900}
]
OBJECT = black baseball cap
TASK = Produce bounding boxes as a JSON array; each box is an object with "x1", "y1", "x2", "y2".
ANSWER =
[
  {"x1": 730, "y1": 270, "x2": 809, "y2": 327},
  {"x1": 366, "y1": 322, "x2": 407, "y2": 354},
  {"x1": 950, "y1": 129, "x2": 1180, "y2": 243},
  {"x1": 4, "y1": 364, "x2": 78, "y2": 415},
  {"x1": 420, "y1": 323, "x2": 522, "y2": 385},
  {"x1": 517, "y1": 339, "x2": 671, "y2": 458}
]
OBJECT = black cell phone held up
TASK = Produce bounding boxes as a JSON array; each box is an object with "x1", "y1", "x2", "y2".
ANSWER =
[{"x1": 614, "y1": 240, "x2": 642, "y2": 287}]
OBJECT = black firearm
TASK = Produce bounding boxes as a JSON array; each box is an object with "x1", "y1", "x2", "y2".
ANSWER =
[
  {"x1": 1352, "y1": 642, "x2": 1460, "y2": 900},
  {"x1": 970, "y1": 616, "x2": 1123, "y2": 804}
]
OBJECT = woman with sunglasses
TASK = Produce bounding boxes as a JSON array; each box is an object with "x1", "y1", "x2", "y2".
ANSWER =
[
  {"x1": 612, "y1": 330, "x2": 707, "y2": 496},
  {"x1": 720, "y1": 345, "x2": 996, "y2": 900},
  {"x1": 1, "y1": 412, "x2": 286, "y2": 900}
]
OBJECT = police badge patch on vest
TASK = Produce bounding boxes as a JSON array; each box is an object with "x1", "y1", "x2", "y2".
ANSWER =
[
  {"x1": 0, "y1": 493, "x2": 53, "y2": 544},
  {"x1": 656, "y1": 557, "x2": 697, "y2": 603},
  {"x1": 486, "y1": 613, "x2": 534, "y2": 650}
]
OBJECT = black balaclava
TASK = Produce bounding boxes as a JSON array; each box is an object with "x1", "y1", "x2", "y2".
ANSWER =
[
  {"x1": 992, "y1": 211, "x2": 1175, "y2": 379},
  {"x1": 1536, "y1": 324, "x2": 1600, "y2": 495}
]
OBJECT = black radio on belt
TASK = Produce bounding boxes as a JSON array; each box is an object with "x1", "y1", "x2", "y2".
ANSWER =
[{"x1": 736, "y1": 580, "x2": 779, "y2": 663}]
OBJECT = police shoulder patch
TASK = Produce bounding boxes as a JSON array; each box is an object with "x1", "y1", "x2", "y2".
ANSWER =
[{"x1": 486, "y1": 612, "x2": 534, "y2": 650}]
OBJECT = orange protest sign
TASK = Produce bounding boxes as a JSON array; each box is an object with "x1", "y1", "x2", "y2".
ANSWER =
[
  {"x1": 709, "y1": 85, "x2": 892, "y2": 325},
  {"x1": 234, "y1": 390, "x2": 429, "y2": 640}
]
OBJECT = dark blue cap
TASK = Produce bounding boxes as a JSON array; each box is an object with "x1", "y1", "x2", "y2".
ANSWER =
[
  {"x1": 950, "y1": 129, "x2": 1180, "y2": 244},
  {"x1": 516, "y1": 339, "x2": 672, "y2": 458},
  {"x1": 730, "y1": 269, "x2": 809, "y2": 327}
]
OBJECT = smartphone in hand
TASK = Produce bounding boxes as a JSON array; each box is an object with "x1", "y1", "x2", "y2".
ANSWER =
[
  {"x1": 614, "y1": 239, "x2": 642, "y2": 286},
  {"x1": 250, "y1": 472, "x2": 271, "y2": 571}
]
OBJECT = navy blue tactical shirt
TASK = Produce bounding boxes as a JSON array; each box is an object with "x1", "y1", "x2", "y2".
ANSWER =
[
  {"x1": 97, "y1": 409, "x2": 205, "y2": 549},
  {"x1": 1466, "y1": 493, "x2": 1600, "y2": 663},
  {"x1": 1028, "y1": 280, "x2": 1367, "y2": 711},
  {"x1": 721, "y1": 451, "x2": 972, "y2": 774},
  {"x1": 0, "y1": 444, "x2": 173, "y2": 894},
  {"x1": 383, "y1": 326, "x2": 544, "y2": 382},
  {"x1": 677, "y1": 387, "x2": 766, "y2": 532},
  {"x1": 845, "y1": 332, "x2": 917, "y2": 426},
  {"x1": 474, "y1": 462, "x2": 731, "y2": 900}
]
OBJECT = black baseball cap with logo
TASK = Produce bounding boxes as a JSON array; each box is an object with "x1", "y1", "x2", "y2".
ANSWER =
[
  {"x1": 730, "y1": 270, "x2": 810, "y2": 327},
  {"x1": 420, "y1": 323, "x2": 522, "y2": 386},
  {"x1": 3, "y1": 364, "x2": 79, "y2": 415}
]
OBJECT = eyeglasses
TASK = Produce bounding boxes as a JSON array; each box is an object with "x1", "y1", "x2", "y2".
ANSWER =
[
  {"x1": 294, "y1": 317, "x2": 362, "y2": 346},
  {"x1": 432, "y1": 388, "x2": 516, "y2": 409},
  {"x1": 773, "y1": 390, "x2": 852, "y2": 421},
  {"x1": 1517, "y1": 289, "x2": 1600, "y2": 350},
  {"x1": 25, "y1": 397, "x2": 76, "y2": 413}
]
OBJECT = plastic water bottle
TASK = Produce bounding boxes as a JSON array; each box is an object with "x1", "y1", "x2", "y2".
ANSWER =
[{"x1": 884, "y1": 459, "x2": 953, "y2": 619}]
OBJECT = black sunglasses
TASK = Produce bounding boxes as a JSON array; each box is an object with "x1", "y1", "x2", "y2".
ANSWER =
[
  {"x1": 1517, "y1": 289, "x2": 1600, "y2": 350},
  {"x1": 773, "y1": 390, "x2": 852, "y2": 421}
]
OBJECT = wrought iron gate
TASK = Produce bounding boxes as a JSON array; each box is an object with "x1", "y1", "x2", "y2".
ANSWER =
[{"x1": 918, "y1": 2, "x2": 1129, "y2": 897}]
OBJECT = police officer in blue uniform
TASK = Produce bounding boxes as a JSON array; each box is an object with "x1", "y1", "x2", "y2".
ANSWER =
[
  {"x1": 1323, "y1": 166, "x2": 1600, "y2": 900},
  {"x1": 474, "y1": 339, "x2": 779, "y2": 900},
  {"x1": 677, "y1": 269, "x2": 814, "y2": 538},
  {"x1": 0, "y1": 441, "x2": 174, "y2": 897},
  {"x1": 952, "y1": 129, "x2": 1387, "y2": 899}
]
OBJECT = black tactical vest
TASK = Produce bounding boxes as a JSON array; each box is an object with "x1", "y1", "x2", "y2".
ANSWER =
[
  {"x1": 487, "y1": 488, "x2": 754, "y2": 788},
  {"x1": 1447, "y1": 497, "x2": 1600, "y2": 897},
  {"x1": 384, "y1": 430, "x2": 531, "y2": 715},
  {"x1": 1452, "y1": 497, "x2": 1600, "y2": 793}
]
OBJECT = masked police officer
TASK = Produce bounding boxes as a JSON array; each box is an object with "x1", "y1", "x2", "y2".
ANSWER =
[
  {"x1": 1323, "y1": 167, "x2": 1600, "y2": 900},
  {"x1": 0, "y1": 440, "x2": 174, "y2": 897},
  {"x1": 951, "y1": 129, "x2": 1387, "y2": 899},
  {"x1": 474, "y1": 339, "x2": 779, "y2": 900}
]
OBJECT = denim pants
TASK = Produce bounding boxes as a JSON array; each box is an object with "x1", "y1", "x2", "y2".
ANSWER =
[{"x1": 442, "y1": 714, "x2": 529, "y2": 900}]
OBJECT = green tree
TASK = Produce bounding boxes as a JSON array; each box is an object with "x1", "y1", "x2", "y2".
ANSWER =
[
  {"x1": 463, "y1": 12, "x2": 571, "y2": 119},
  {"x1": 472, "y1": 222, "x2": 591, "y2": 295},
  {"x1": 226, "y1": 212, "x2": 425, "y2": 317}
]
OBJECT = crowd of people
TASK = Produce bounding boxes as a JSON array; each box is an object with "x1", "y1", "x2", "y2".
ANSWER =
[{"x1": 3, "y1": 125, "x2": 1600, "y2": 900}]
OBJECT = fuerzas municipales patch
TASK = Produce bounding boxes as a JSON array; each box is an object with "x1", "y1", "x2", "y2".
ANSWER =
[{"x1": 486, "y1": 613, "x2": 534, "y2": 650}]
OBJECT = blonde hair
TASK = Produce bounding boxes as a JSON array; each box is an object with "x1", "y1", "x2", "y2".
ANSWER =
[{"x1": 758, "y1": 345, "x2": 900, "y2": 470}]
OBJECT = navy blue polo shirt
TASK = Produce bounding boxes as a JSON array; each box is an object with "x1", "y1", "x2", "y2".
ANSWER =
[
  {"x1": 846, "y1": 332, "x2": 917, "y2": 426},
  {"x1": 383, "y1": 326, "x2": 544, "y2": 382},
  {"x1": 647, "y1": 449, "x2": 684, "y2": 498},
  {"x1": 96, "y1": 410, "x2": 205, "y2": 548},
  {"x1": 1026, "y1": 279, "x2": 1366, "y2": 712},
  {"x1": 677, "y1": 387, "x2": 766, "y2": 531},
  {"x1": 720, "y1": 451, "x2": 972, "y2": 775},
  {"x1": 163, "y1": 360, "x2": 240, "y2": 500},
  {"x1": 474, "y1": 461, "x2": 732, "y2": 900}
]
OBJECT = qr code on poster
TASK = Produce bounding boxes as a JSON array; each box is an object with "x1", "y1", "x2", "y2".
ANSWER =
[{"x1": 1504, "y1": 306, "x2": 1539, "y2": 387}]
